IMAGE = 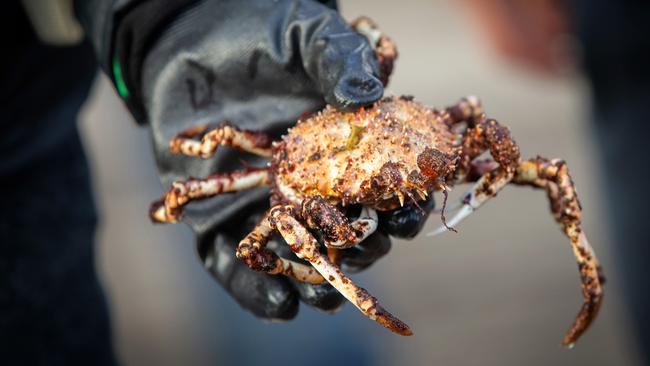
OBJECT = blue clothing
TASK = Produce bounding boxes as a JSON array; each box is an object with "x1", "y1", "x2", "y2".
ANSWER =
[{"x1": 0, "y1": 3, "x2": 116, "y2": 365}]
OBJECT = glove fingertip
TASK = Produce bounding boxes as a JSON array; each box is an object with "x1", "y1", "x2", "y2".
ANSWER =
[
  {"x1": 327, "y1": 74, "x2": 384, "y2": 111},
  {"x1": 230, "y1": 266, "x2": 300, "y2": 321},
  {"x1": 339, "y1": 232, "x2": 392, "y2": 273},
  {"x1": 291, "y1": 280, "x2": 346, "y2": 313},
  {"x1": 207, "y1": 234, "x2": 300, "y2": 321}
]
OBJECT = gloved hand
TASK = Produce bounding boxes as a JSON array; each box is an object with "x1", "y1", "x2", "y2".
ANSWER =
[{"x1": 75, "y1": 0, "x2": 409, "y2": 319}]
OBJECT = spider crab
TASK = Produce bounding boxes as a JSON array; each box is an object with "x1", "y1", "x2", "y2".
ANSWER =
[{"x1": 149, "y1": 17, "x2": 603, "y2": 347}]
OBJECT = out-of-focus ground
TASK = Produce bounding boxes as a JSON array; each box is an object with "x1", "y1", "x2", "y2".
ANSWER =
[{"x1": 77, "y1": 0, "x2": 641, "y2": 365}]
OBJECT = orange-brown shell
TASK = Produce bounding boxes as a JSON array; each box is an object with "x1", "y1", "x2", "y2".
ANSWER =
[{"x1": 271, "y1": 96, "x2": 461, "y2": 208}]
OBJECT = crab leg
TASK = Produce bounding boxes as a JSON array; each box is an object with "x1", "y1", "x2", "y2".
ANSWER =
[
  {"x1": 333, "y1": 207, "x2": 378, "y2": 247},
  {"x1": 513, "y1": 157, "x2": 604, "y2": 347},
  {"x1": 269, "y1": 205, "x2": 412, "y2": 336},
  {"x1": 429, "y1": 116, "x2": 521, "y2": 234},
  {"x1": 169, "y1": 122, "x2": 273, "y2": 158},
  {"x1": 236, "y1": 211, "x2": 326, "y2": 284},
  {"x1": 150, "y1": 168, "x2": 270, "y2": 223},
  {"x1": 441, "y1": 95, "x2": 484, "y2": 127},
  {"x1": 301, "y1": 196, "x2": 378, "y2": 249},
  {"x1": 431, "y1": 157, "x2": 603, "y2": 345},
  {"x1": 427, "y1": 169, "x2": 512, "y2": 236},
  {"x1": 431, "y1": 159, "x2": 499, "y2": 215},
  {"x1": 322, "y1": 207, "x2": 378, "y2": 264}
]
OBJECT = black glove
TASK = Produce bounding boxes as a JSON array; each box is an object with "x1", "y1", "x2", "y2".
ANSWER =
[{"x1": 75, "y1": 0, "x2": 395, "y2": 319}]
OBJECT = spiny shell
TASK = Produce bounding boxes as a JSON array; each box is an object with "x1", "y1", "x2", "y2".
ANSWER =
[{"x1": 272, "y1": 96, "x2": 460, "y2": 207}]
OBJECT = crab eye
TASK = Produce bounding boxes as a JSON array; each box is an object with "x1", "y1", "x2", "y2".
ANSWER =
[{"x1": 378, "y1": 197, "x2": 435, "y2": 239}]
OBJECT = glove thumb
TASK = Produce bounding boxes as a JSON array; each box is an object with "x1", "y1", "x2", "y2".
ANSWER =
[{"x1": 299, "y1": 7, "x2": 384, "y2": 110}]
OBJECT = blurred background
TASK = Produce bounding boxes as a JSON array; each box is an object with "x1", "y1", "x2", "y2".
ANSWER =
[{"x1": 75, "y1": 0, "x2": 640, "y2": 365}]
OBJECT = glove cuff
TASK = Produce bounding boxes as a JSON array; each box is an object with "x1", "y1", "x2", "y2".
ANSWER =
[
  {"x1": 76, "y1": 0, "x2": 340, "y2": 124},
  {"x1": 111, "y1": 0, "x2": 200, "y2": 123}
]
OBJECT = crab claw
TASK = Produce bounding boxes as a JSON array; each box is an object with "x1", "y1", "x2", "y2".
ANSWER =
[
  {"x1": 328, "y1": 207, "x2": 379, "y2": 248},
  {"x1": 427, "y1": 171, "x2": 513, "y2": 236}
]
